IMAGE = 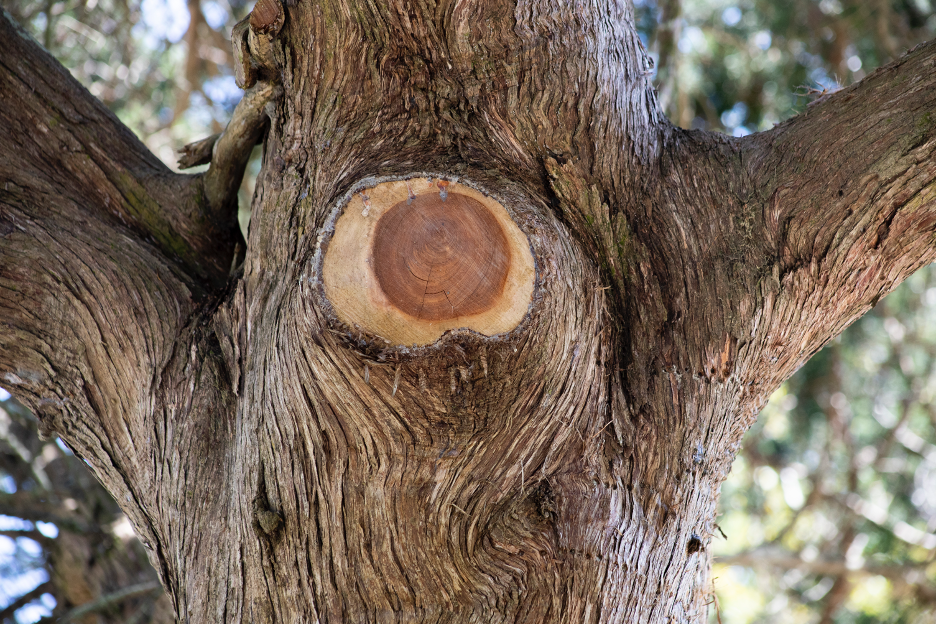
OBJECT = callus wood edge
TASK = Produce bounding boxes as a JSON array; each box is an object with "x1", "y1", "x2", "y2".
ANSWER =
[{"x1": 320, "y1": 175, "x2": 536, "y2": 347}]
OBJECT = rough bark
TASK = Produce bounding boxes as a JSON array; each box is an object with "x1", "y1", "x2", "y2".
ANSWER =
[
  {"x1": 0, "y1": 397, "x2": 173, "y2": 623},
  {"x1": 1, "y1": 2, "x2": 936, "y2": 622}
]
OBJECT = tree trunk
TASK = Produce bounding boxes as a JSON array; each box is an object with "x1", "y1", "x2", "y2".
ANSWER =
[{"x1": 2, "y1": 2, "x2": 936, "y2": 622}]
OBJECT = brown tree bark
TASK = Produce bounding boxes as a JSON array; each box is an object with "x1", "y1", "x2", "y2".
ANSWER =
[
  {"x1": 2, "y1": 1, "x2": 936, "y2": 621},
  {"x1": 0, "y1": 396, "x2": 173, "y2": 622}
]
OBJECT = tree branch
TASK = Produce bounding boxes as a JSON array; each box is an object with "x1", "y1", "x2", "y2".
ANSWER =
[
  {"x1": 739, "y1": 40, "x2": 936, "y2": 394},
  {"x1": 177, "y1": 134, "x2": 220, "y2": 169},
  {"x1": 837, "y1": 492, "x2": 936, "y2": 549},
  {"x1": 0, "y1": 581, "x2": 52, "y2": 622},
  {"x1": 0, "y1": 11, "x2": 228, "y2": 588},
  {"x1": 0, "y1": 494, "x2": 96, "y2": 534},
  {"x1": 0, "y1": 9, "x2": 241, "y2": 290},
  {"x1": 177, "y1": 82, "x2": 278, "y2": 217},
  {"x1": 0, "y1": 529, "x2": 53, "y2": 547},
  {"x1": 202, "y1": 81, "x2": 279, "y2": 215},
  {"x1": 634, "y1": 40, "x2": 936, "y2": 433},
  {"x1": 717, "y1": 550, "x2": 936, "y2": 603}
]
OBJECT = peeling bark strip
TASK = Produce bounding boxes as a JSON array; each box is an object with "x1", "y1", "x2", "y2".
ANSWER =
[
  {"x1": 249, "y1": 0, "x2": 284, "y2": 35},
  {"x1": 2, "y1": 3, "x2": 936, "y2": 623},
  {"x1": 322, "y1": 177, "x2": 535, "y2": 345}
]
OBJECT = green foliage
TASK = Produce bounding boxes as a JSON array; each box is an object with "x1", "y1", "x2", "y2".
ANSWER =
[{"x1": 638, "y1": 0, "x2": 936, "y2": 134}]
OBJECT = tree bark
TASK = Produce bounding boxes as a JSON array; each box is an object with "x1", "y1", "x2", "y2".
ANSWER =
[
  {"x1": 2, "y1": 2, "x2": 936, "y2": 622},
  {"x1": 0, "y1": 396, "x2": 174, "y2": 622}
]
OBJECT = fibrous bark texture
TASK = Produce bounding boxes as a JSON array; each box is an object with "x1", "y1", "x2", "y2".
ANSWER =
[{"x1": 2, "y1": 2, "x2": 936, "y2": 622}]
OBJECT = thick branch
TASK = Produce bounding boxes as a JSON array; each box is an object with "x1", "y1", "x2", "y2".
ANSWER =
[
  {"x1": 0, "y1": 12, "x2": 196, "y2": 413},
  {"x1": 0, "y1": 10, "x2": 234, "y2": 593},
  {"x1": 610, "y1": 40, "x2": 936, "y2": 448},
  {"x1": 738, "y1": 40, "x2": 936, "y2": 394},
  {"x1": 0, "y1": 10, "x2": 241, "y2": 289}
]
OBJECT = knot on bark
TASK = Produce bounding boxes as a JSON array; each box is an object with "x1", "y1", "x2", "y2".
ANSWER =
[
  {"x1": 252, "y1": 470, "x2": 284, "y2": 543},
  {"x1": 320, "y1": 175, "x2": 536, "y2": 346},
  {"x1": 252, "y1": 496, "x2": 283, "y2": 537}
]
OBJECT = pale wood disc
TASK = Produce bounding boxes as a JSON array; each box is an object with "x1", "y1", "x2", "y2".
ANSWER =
[{"x1": 322, "y1": 178, "x2": 535, "y2": 346}]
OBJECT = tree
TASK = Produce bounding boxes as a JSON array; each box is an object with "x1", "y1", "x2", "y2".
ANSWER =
[
  {"x1": 1, "y1": 0, "x2": 936, "y2": 620},
  {"x1": 0, "y1": 394, "x2": 172, "y2": 623}
]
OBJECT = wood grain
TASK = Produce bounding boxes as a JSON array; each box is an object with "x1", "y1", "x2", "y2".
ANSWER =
[
  {"x1": 372, "y1": 192, "x2": 509, "y2": 320},
  {"x1": 322, "y1": 178, "x2": 535, "y2": 346}
]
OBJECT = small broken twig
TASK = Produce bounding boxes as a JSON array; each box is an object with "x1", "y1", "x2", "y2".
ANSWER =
[{"x1": 177, "y1": 133, "x2": 220, "y2": 169}]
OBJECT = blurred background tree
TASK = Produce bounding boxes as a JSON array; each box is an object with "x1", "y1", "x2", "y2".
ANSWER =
[{"x1": 0, "y1": 0, "x2": 935, "y2": 622}]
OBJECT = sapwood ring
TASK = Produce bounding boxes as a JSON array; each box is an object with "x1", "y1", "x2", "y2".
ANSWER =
[{"x1": 322, "y1": 177, "x2": 535, "y2": 346}]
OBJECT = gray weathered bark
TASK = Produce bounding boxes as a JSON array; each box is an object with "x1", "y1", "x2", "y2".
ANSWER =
[{"x1": 2, "y1": 2, "x2": 935, "y2": 621}]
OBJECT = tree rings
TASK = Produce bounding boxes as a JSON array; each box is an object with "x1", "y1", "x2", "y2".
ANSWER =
[
  {"x1": 372, "y1": 192, "x2": 509, "y2": 321},
  {"x1": 322, "y1": 178, "x2": 535, "y2": 346}
]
